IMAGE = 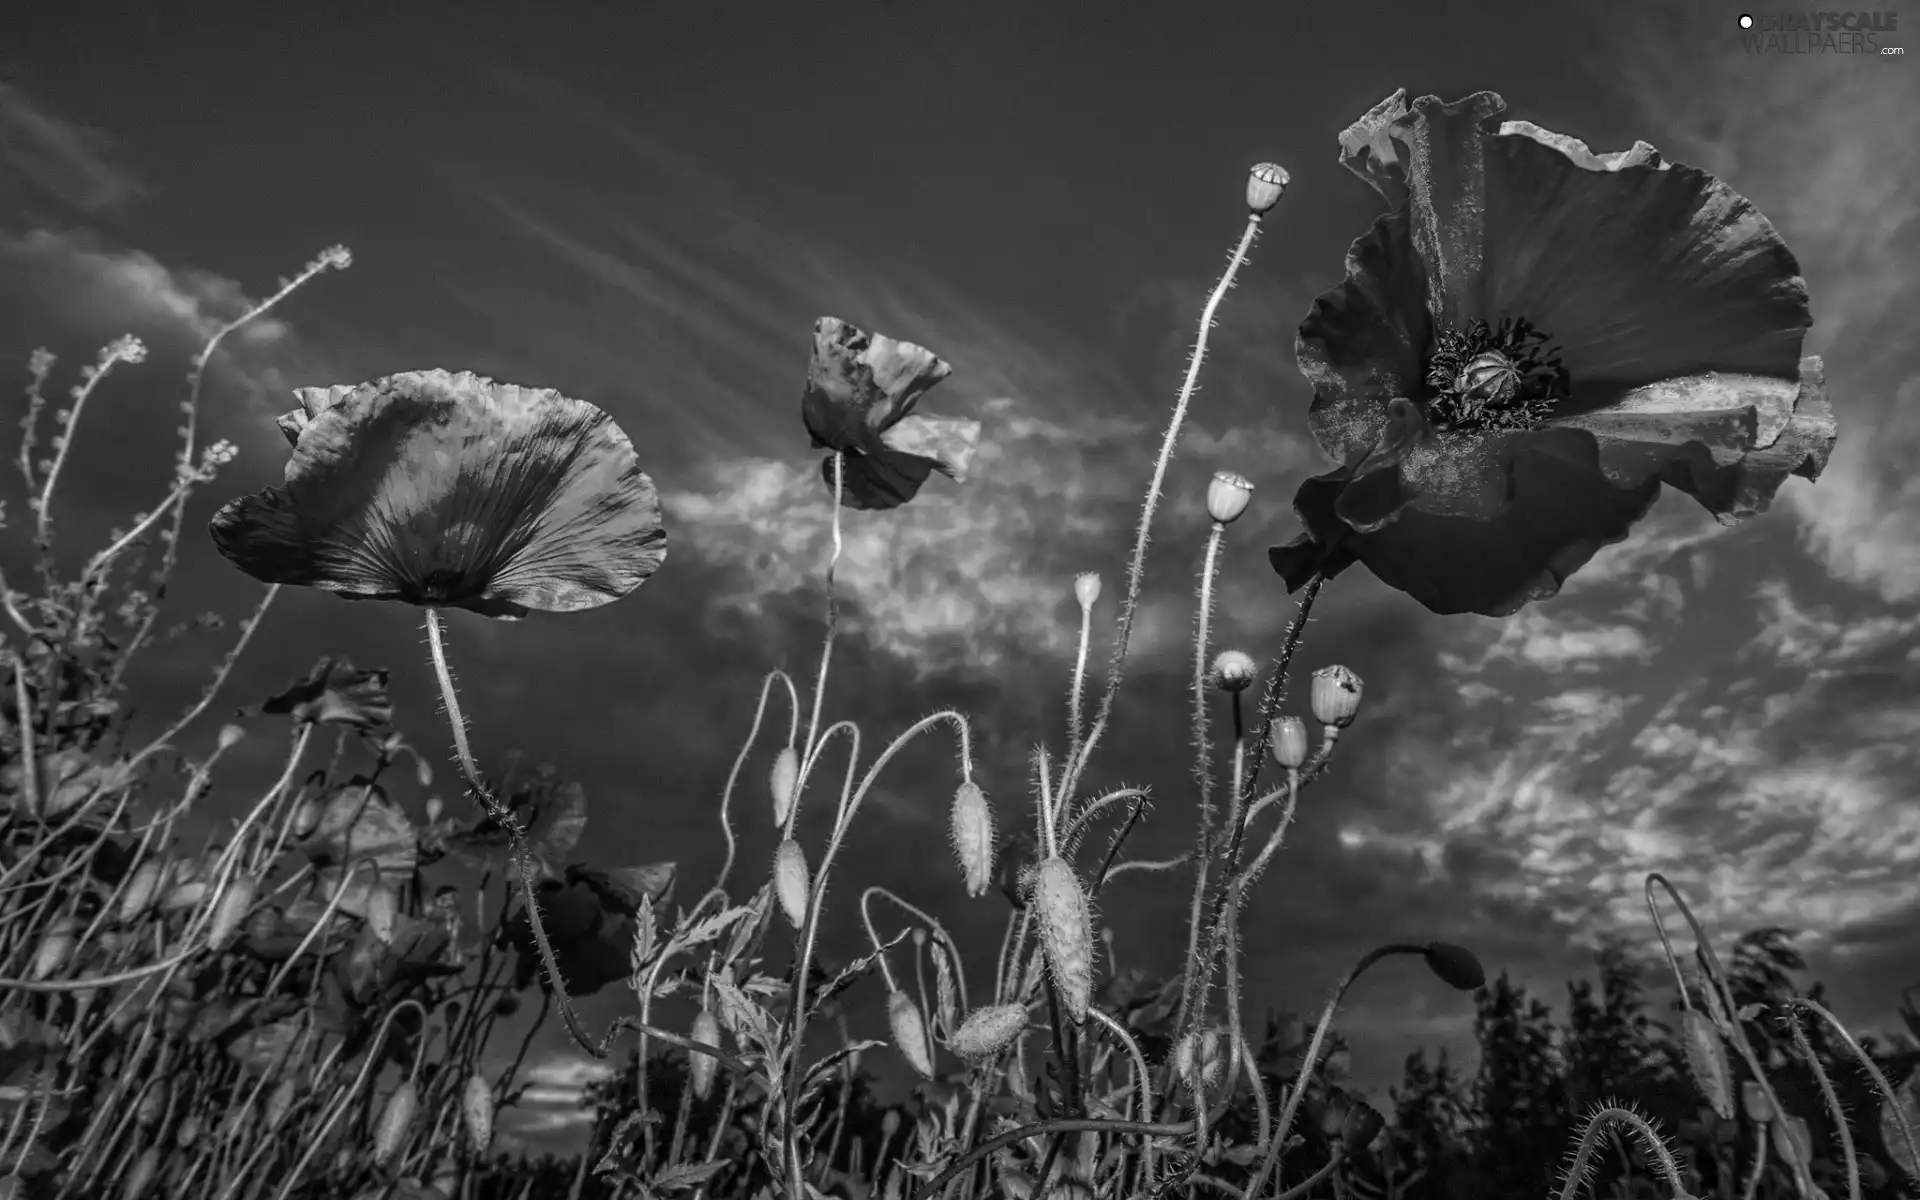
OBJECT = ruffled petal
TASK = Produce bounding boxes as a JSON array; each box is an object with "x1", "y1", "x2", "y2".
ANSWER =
[
  {"x1": 1295, "y1": 210, "x2": 1432, "y2": 465},
  {"x1": 820, "y1": 411, "x2": 983, "y2": 511},
  {"x1": 1270, "y1": 425, "x2": 1663, "y2": 617},
  {"x1": 800, "y1": 316, "x2": 954, "y2": 455},
  {"x1": 1336, "y1": 89, "x2": 1413, "y2": 207},
  {"x1": 276, "y1": 384, "x2": 357, "y2": 447},
  {"x1": 210, "y1": 370, "x2": 667, "y2": 619}
]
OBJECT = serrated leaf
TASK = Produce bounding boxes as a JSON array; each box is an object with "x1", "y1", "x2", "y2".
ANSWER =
[
  {"x1": 672, "y1": 904, "x2": 753, "y2": 956},
  {"x1": 651, "y1": 1161, "x2": 727, "y2": 1191},
  {"x1": 807, "y1": 933, "x2": 907, "y2": 1023},
  {"x1": 711, "y1": 976, "x2": 777, "y2": 1057}
]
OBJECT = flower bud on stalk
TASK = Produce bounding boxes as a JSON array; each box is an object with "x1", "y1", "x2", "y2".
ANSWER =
[
  {"x1": 118, "y1": 860, "x2": 168, "y2": 923},
  {"x1": 206, "y1": 875, "x2": 257, "y2": 951},
  {"x1": 1031, "y1": 857, "x2": 1094, "y2": 1023},
  {"x1": 949, "y1": 780, "x2": 994, "y2": 897},
  {"x1": 372, "y1": 1080, "x2": 418, "y2": 1168},
  {"x1": 1206, "y1": 471, "x2": 1254, "y2": 525},
  {"x1": 773, "y1": 839, "x2": 810, "y2": 930},
  {"x1": 946, "y1": 1004, "x2": 1028, "y2": 1062},
  {"x1": 888, "y1": 991, "x2": 935, "y2": 1078},
  {"x1": 462, "y1": 1072, "x2": 496, "y2": 1151},
  {"x1": 1310, "y1": 665, "x2": 1363, "y2": 729},
  {"x1": 1074, "y1": 572, "x2": 1101, "y2": 610},
  {"x1": 1211, "y1": 650, "x2": 1257, "y2": 693},
  {"x1": 769, "y1": 746, "x2": 800, "y2": 826},
  {"x1": 688, "y1": 1010, "x2": 722, "y2": 1100},
  {"x1": 1246, "y1": 162, "x2": 1290, "y2": 214}
]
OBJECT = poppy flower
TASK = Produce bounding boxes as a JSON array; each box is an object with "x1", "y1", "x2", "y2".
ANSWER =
[
  {"x1": 1269, "y1": 90, "x2": 1837, "y2": 617},
  {"x1": 801, "y1": 316, "x2": 981, "y2": 510},
  {"x1": 209, "y1": 370, "x2": 667, "y2": 620}
]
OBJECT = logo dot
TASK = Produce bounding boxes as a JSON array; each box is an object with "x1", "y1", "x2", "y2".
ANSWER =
[{"x1": 1738, "y1": 12, "x2": 1754, "y2": 27}]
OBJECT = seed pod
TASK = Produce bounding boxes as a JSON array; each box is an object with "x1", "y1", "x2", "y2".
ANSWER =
[
  {"x1": 119, "y1": 860, "x2": 168, "y2": 923},
  {"x1": 689, "y1": 1010, "x2": 722, "y2": 1101},
  {"x1": 461, "y1": 1072, "x2": 495, "y2": 1153},
  {"x1": 1206, "y1": 471, "x2": 1254, "y2": 526},
  {"x1": 1245, "y1": 162, "x2": 1289, "y2": 214},
  {"x1": 1073, "y1": 573, "x2": 1101, "y2": 609},
  {"x1": 1210, "y1": 650, "x2": 1257, "y2": 693},
  {"x1": 175, "y1": 1112, "x2": 203, "y2": 1149},
  {"x1": 265, "y1": 1079, "x2": 297, "y2": 1129},
  {"x1": 773, "y1": 839, "x2": 810, "y2": 930},
  {"x1": 1270, "y1": 717, "x2": 1310, "y2": 770},
  {"x1": 122, "y1": 1149, "x2": 160, "y2": 1200},
  {"x1": 1681, "y1": 1010, "x2": 1733, "y2": 1121},
  {"x1": 365, "y1": 885, "x2": 398, "y2": 945},
  {"x1": 1309, "y1": 665, "x2": 1363, "y2": 729},
  {"x1": 206, "y1": 875, "x2": 257, "y2": 951},
  {"x1": 888, "y1": 992, "x2": 935, "y2": 1079},
  {"x1": 769, "y1": 746, "x2": 800, "y2": 826},
  {"x1": 1031, "y1": 857, "x2": 1093, "y2": 1024},
  {"x1": 30, "y1": 916, "x2": 80, "y2": 981},
  {"x1": 948, "y1": 781, "x2": 994, "y2": 898},
  {"x1": 372, "y1": 1080, "x2": 419, "y2": 1168},
  {"x1": 947, "y1": 1004, "x2": 1027, "y2": 1062}
]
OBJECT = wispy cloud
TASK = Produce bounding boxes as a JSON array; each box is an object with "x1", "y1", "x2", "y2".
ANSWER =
[{"x1": 0, "y1": 81, "x2": 146, "y2": 215}]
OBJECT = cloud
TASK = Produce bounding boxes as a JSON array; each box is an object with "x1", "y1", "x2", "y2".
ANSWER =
[
  {"x1": 0, "y1": 81, "x2": 146, "y2": 215},
  {"x1": 498, "y1": 1053, "x2": 617, "y2": 1139}
]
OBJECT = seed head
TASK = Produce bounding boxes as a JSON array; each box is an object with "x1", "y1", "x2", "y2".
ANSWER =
[
  {"x1": 773, "y1": 839, "x2": 810, "y2": 930},
  {"x1": 1310, "y1": 665, "x2": 1363, "y2": 728},
  {"x1": 689, "y1": 1010, "x2": 722, "y2": 1099},
  {"x1": 1246, "y1": 162, "x2": 1290, "y2": 214},
  {"x1": 949, "y1": 780, "x2": 995, "y2": 898},
  {"x1": 1074, "y1": 572, "x2": 1101, "y2": 610},
  {"x1": 1211, "y1": 650, "x2": 1257, "y2": 693},
  {"x1": 770, "y1": 746, "x2": 800, "y2": 826},
  {"x1": 461, "y1": 1073, "x2": 495, "y2": 1152},
  {"x1": 946, "y1": 1003, "x2": 1028, "y2": 1062},
  {"x1": 1030, "y1": 857, "x2": 1094, "y2": 1024},
  {"x1": 888, "y1": 991, "x2": 935, "y2": 1078},
  {"x1": 372, "y1": 1079, "x2": 419, "y2": 1168},
  {"x1": 1206, "y1": 471, "x2": 1254, "y2": 525},
  {"x1": 1270, "y1": 716, "x2": 1309, "y2": 769}
]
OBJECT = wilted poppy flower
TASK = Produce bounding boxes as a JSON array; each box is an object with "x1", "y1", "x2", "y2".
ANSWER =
[
  {"x1": 210, "y1": 370, "x2": 667, "y2": 620},
  {"x1": 801, "y1": 317, "x2": 981, "y2": 510},
  {"x1": 1269, "y1": 90, "x2": 1837, "y2": 617}
]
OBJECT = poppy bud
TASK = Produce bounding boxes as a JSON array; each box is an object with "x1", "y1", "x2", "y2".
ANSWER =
[
  {"x1": 1340, "y1": 1099, "x2": 1385, "y2": 1154},
  {"x1": 364, "y1": 885, "x2": 398, "y2": 945},
  {"x1": 425, "y1": 795, "x2": 444, "y2": 823},
  {"x1": 1211, "y1": 650, "x2": 1257, "y2": 693},
  {"x1": 1270, "y1": 717, "x2": 1309, "y2": 770},
  {"x1": 1310, "y1": 665, "x2": 1363, "y2": 729},
  {"x1": 770, "y1": 746, "x2": 800, "y2": 826},
  {"x1": 949, "y1": 780, "x2": 994, "y2": 898},
  {"x1": 118, "y1": 859, "x2": 168, "y2": 923},
  {"x1": 1421, "y1": 942, "x2": 1485, "y2": 991},
  {"x1": 773, "y1": 839, "x2": 810, "y2": 929},
  {"x1": 946, "y1": 1003, "x2": 1028, "y2": 1062},
  {"x1": 888, "y1": 991, "x2": 935, "y2": 1078},
  {"x1": 1740, "y1": 1080, "x2": 1772, "y2": 1123},
  {"x1": 372, "y1": 1079, "x2": 418, "y2": 1168},
  {"x1": 461, "y1": 1072, "x2": 495, "y2": 1152},
  {"x1": 1206, "y1": 471, "x2": 1254, "y2": 525},
  {"x1": 1245, "y1": 162, "x2": 1290, "y2": 214},
  {"x1": 290, "y1": 798, "x2": 321, "y2": 839},
  {"x1": 206, "y1": 875, "x2": 258, "y2": 951},
  {"x1": 689, "y1": 1010, "x2": 722, "y2": 1100},
  {"x1": 1031, "y1": 857, "x2": 1093, "y2": 1024},
  {"x1": 1074, "y1": 572, "x2": 1101, "y2": 609},
  {"x1": 1681, "y1": 1009, "x2": 1733, "y2": 1121},
  {"x1": 216, "y1": 724, "x2": 246, "y2": 751}
]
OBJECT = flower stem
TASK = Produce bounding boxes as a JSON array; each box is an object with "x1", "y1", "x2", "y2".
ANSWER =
[
  {"x1": 422, "y1": 606, "x2": 596, "y2": 1054},
  {"x1": 1174, "y1": 521, "x2": 1226, "y2": 1036},
  {"x1": 1070, "y1": 213, "x2": 1265, "y2": 805}
]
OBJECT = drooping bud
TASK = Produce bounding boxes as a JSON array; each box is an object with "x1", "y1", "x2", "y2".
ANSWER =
[
  {"x1": 1245, "y1": 163, "x2": 1290, "y2": 214},
  {"x1": 364, "y1": 885, "x2": 398, "y2": 945},
  {"x1": 1681, "y1": 1010, "x2": 1733, "y2": 1121},
  {"x1": 1206, "y1": 471, "x2": 1254, "y2": 525},
  {"x1": 372, "y1": 1080, "x2": 418, "y2": 1168},
  {"x1": 1031, "y1": 857, "x2": 1094, "y2": 1024},
  {"x1": 888, "y1": 991, "x2": 935, "y2": 1078},
  {"x1": 1269, "y1": 716, "x2": 1309, "y2": 770},
  {"x1": 1074, "y1": 573, "x2": 1101, "y2": 610},
  {"x1": 770, "y1": 746, "x2": 800, "y2": 826},
  {"x1": 949, "y1": 780, "x2": 995, "y2": 898},
  {"x1": 290, "y1": 797, "x2": 322, "y2": 839},
  {"x1": 946, "y1": 1003, "x2": 1028, "y2": 1062},
  {"x1": 689, "y1": 1010, "x2": 722, "y2": 1100},
  {"x1": 1211, "y1": 650, "x2": 1257, "y2": 693},
  {"x1": 1310, "y1": 665, "x2": 1363, "y2": 729},
  {"x1": 461, "y1": 1073, "x2": 495, "y2": 1152},
  {"x1": 773, "y1": 839, "x2": 810, "y2": 930},
  {"x1": 1421, "y1": 942, "x2": 1485, "y2": 992}
]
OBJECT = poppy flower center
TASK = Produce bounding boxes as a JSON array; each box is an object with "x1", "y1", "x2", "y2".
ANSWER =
[
  {"x1": 415, "y1": 568, "x2": 475, "y2": 605},
  {"x1": 1421, "y1": 317, "x2": 1570, "y2": 433}
]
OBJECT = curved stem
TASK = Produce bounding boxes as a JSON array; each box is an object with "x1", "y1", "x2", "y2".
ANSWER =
[{"x1": 1175, "y1": 521, "x2": 1226, "y2": 1036}]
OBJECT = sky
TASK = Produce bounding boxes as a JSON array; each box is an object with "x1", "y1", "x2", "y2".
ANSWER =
[{"x1": 2, "y1": 0, "x2": 1916, "y2": 1156}]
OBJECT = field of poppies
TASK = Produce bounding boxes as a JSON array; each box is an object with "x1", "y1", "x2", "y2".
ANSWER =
[{"x1": 1, "y1": 87, "x2": 1914, "y2": 1200}]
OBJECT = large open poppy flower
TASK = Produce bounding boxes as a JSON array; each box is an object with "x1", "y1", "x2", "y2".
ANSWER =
[
  {"x1": 210, "y1": 370, "x2": 667, "y2": 619},
  {"x1": 1269, "y1": 90, "x2": 1837, "y2": 617},
  {"x1": 801, "y1": 316, "x2": 981, "y2": 510}
]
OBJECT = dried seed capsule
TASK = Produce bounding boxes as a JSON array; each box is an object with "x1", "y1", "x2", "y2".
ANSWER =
[
  {"x1": 1310, "y1": 665, "x2": 1363, "y2": 729},
  {"x1": 948, "y1": 780, "x2": 994, "y2": 898},
  {"x1": 888, "y1": 991, "x2": 935, "y2": 1078},
  {"x1": 946, "y1": 1003, "x2": 1027, "y2": 1062},
  {"x1": 770, "y1": 746, "x2": 800, "y2": 826},
  {"x1": 688, "y1": 1010, "x2": 722, "y2": 1101},
  {"x1": 206, "y1": 875, "x2": 257, "y2": 951},
  {"x1": 372, "y1": 1079, "x2": 418, "y2": 1168},
  {"x1": 1270, "y1": 717, "x2": 1309, "y2": 770},
  {"x1": 1031, "y1": 857, "x2": 1093, "y2": 1024},
  {"x1": 461, "y1": 1072, "x2": 495, "y2": 1153},
  {"x1": 773, "y1": 839, "x2": 810, "y2": 930}
]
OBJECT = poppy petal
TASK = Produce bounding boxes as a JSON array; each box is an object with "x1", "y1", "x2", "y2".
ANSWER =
[
  {"x1": 210, "y1": 370, "x2": 667, "y2": 620},
  {"x1": 1336, "y1": 89, "x2": 1414, "y2": 207},
  {"x1": 276, "y1": 384, "x2": 356, "y2": 447},
  {"x1": 1296, "y1": 211, "x2": 1433, "y2": 466},
  {"x1": 821, "y1": 415, "x2": 980, "y2": 510},
  {"x1": 800, "y1": 316, "x2": 954, "y2": 455}
]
